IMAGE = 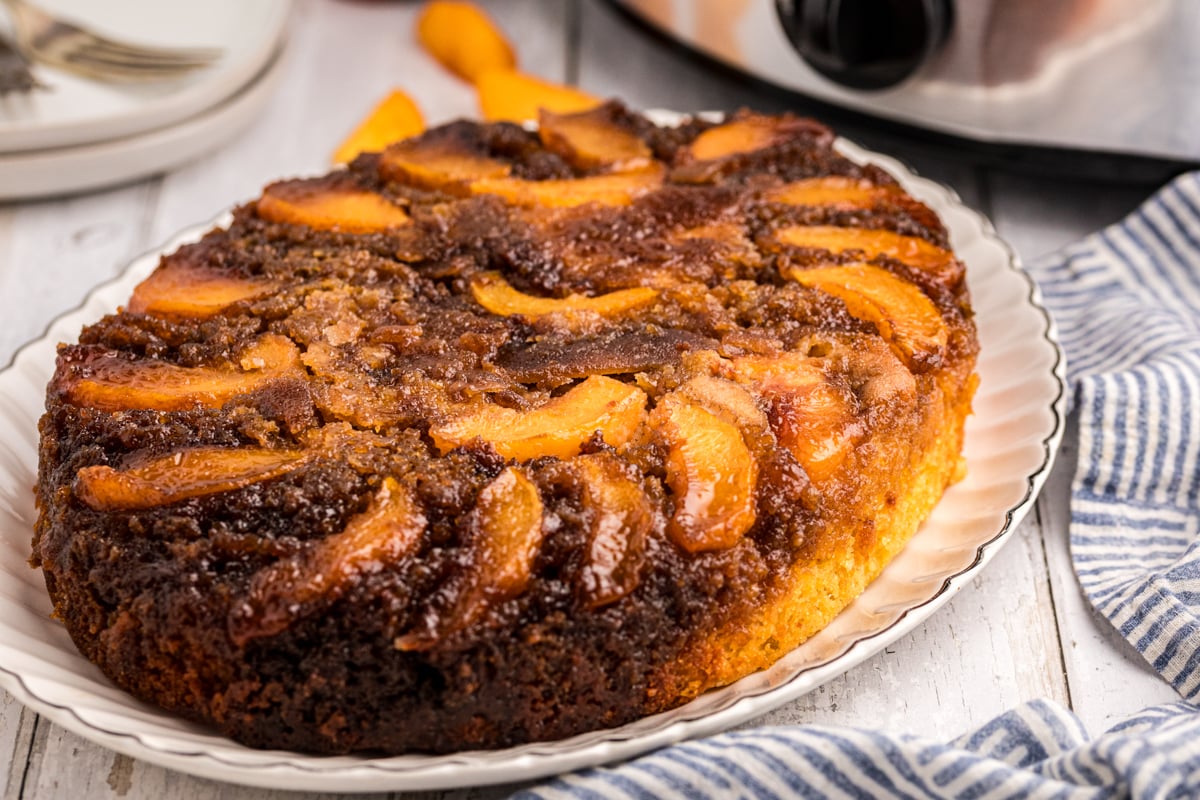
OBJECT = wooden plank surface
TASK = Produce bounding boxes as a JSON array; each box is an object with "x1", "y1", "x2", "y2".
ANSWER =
[{"x1": 0, "y1": 1, "x2": 1184, "y2": 797}]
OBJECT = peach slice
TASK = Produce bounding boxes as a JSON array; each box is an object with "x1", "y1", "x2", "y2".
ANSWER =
[
  {"x1": 257, "y1": 179, "x2": 410, "y2": 233},
  {"x1": 684, "y1": 113, "x2": 815, "y2": 162},
  {"x1": 65, "y1": 334, "x2": 302, "y2": 412},
  {"x1": 653, "y1": 394, "x2": 758, "y2": 553},
  {"x1": 332, "y1": 89, "x2": 426, "y2": 164},
  {"x1": 675, "y1": 375, "x2": 771, "y2": 451},
  {"x1": 416, "y1": 1, "x2": 516, "y2": 84},
  {"x1": 396, "y1": 467, "x2": 544, "y2": 648},
  {"x1": 730, "y1": 353, "x2": 859, "y2": 483},
  {"x1": 784, "y1": 263, "x2": 948, "y2": 363},
  {"x1": 538, "y1": 107, "x2": 651, "y2": 170},
  {"x1": 470, "y1": 271, "x2": 658, "y2": 319},
  {"x1": 379, "y1": 135, "x2": 511, "y2": 192},
  {"x1": 775, "y1": 224, "x2": 954, "y2": 276},
  {"x1": 231, "y1": 478, "x2": 425, "y2": 644},
  {"x1": 573, "y1": 453, "x2": 653, "y2": 609},
  {"x1": 476, "y1": 69, "x2": 602, "y2": 122},
  {"x1": 470, "y1": 162, "x2": 665, "y2": 208},
  {"x1": 429, "y1": 375, "x2": 647, "y2": 461},
  {"x1": 767, "y1": 177, "x2": 892, "y2": 208},
  {"x1": 128, "y1": 261, "x2": 278, "y2": 319},
  {"x1": 76, "y1": 445, "x2": 309, "y2": 512}
]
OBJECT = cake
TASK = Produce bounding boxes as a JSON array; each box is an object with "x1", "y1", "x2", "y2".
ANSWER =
[{"x1": 33, "y1": 103, "x2": 977, "y2": 754}]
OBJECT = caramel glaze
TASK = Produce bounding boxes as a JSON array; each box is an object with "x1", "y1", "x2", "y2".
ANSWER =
[{"x1": 34, "y1": 103, "x2": 978, "y2": 753}]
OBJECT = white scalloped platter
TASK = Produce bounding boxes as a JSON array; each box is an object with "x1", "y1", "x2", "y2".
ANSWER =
[{"x1": 0, "y1": 128, "x2": 1066, "y2": 792}]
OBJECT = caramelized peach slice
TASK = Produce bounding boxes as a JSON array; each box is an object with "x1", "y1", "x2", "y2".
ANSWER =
[
  {"x1": 538, "y1": 107, "x2": 651, "y2": 170},
  {"x1": 784, "y1": 263, "x2": 948, "y2": 363},
  {"x1": 396, "y1": 467, "x2": 543, "y2": 649},
  {"x1": 675, "y1": 375, "x2": 770, "y2": 451},
  {"x1": 470, "y1": 162, "x2": 665, "y2": 208},
  {"x1": 379, "y1": 136, "x2": 511, "y2": 192},
  {"x1": 76, "y1": 445, "x2": 309, "y2": 512},
  {"x1": 429, "y1": 375, "x2": 647, "y2": 461},
  {"x1": 573, "y1": 453, "x2": 653, "y2": 609},
  {"x1": 776, "y1": 224, "x2": 954, "y2": 276},
  {"x1": 257, "y1": 179, "x2": 410, "y2": 233},
  {"x1": 65, "y1": 334, "x2": 302, "y2": 412},
  {"x1": 653, "y1": 394, "x2": 758, "y2": 553},
  {"x1": 128, "y1": 261, "x2": 277, "y2": 318},
  {"x1": 470, "y1": 271, "x2": 658, "y2": 319},
  {"x1": 476, "y1": 69, "x2": 602, "y2": 122},
  {"x1": 767, "y1": 176, "x2": 891, "y2": 208},
  {"x1": 730, "y1": 353, "x2": 859, "y2": 483},
  {"x1": 684, "y1": 113, "x2": 816, "y2": 162},
  {"x1": 332, "y1": 89, "x2": 425, "y2": 164},
  {"x1": 231, "y1": 478, "x2": 425, "y2": 644}
]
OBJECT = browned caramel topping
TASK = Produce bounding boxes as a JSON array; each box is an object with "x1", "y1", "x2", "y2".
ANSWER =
[
  {"x1": 63, "y1": 334, "x2": 302, "y2": 412},
  {"x1": 775, "y1": 224, "x2": 956, "y2": 278},
  {"x1": 784, "y1": 263, "x2": 948, "y2": 365},
  {"x1": 128, "y1": 261, "x2": 278, "y2": 319},
  {"x1": 396, "y1": 466, "x2": 544, "y2": 649},
  {"x1": 652, "y1": 393, "x2": 758, "y2": 553},
  {"x1": 257, "y1": 177, "x2": 410, "y2": 233},
  {"x1": 429, "y1": 375, "x2": 648, "y2": 461},
  {"x1": 497, "y1": 329, "x2": 716, "y2": 387},
  {"x1": 470, "y1": 271, "x2": 658, "y2": 319},
  {"x1": 230, "y1": 478, "x2": 424, "y2": 645},
  {"x1": 75, "y1": 446, "x2": 309, "y2": 511},
  {"x1": 538, "y1": 107, "x2": 652, "y2": 170}
]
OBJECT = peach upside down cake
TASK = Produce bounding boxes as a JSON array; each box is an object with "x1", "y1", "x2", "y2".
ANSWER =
[{"x1": 34, "y1": 103, "x2": 977, "y2": 754}]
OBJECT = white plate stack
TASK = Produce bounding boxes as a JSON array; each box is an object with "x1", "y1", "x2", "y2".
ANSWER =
[{"x1": 0, "y1": 0, "x2": 290, "y2": 200}]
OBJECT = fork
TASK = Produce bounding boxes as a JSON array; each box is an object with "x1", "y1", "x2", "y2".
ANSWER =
[
  {"x1": 2, "y1": 0, "x2": 222, "y2": 82},
  {"x1": 0, "y1": 29, "x2": 41, "y2": 93}
]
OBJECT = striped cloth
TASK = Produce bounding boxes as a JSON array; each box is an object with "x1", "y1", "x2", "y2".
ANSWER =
[{"x1": 516, "y1": 172, "x2": 1200, "y2": 799}]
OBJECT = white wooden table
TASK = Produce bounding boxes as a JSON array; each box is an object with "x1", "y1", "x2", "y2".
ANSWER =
[{"x1": 0, "y1": 2, "x2": 1182, "y2": 797}]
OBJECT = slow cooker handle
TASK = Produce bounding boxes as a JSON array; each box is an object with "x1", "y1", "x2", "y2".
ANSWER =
[{"x1": 776, "y1": 0, "x2": 953, "y2": 90}]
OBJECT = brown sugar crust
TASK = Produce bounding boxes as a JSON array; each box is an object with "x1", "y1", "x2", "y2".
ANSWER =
[{"x1": 33, "y1": 103, "x2": 978, "y2": 754}]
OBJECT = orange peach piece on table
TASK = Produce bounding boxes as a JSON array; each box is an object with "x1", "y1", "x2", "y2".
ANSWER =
[
  {"x1": 75, "y1": 446, "x2": 309, "y2": 512},
  {"x1": 429, "y1": 375, "x2": 647, "y2": 461},
  {"x1": 470, "y1": 271, "x2": 658, "y2": 318},
  {"x1": 64, "y1": 334, "x2": 301, "y2": 412},
  {"x1": 652, "y1": 394, "x2": 758, "y2": 553},
  {"x1": 475, "y1": 69, "x2": 601, "y2": 123},
  {"x1": 332, "y1": 89, "x2": 426, "y2": 164},
  {"x1": 784, "y1": 263, "x2": 948, "y2": 363},
  {"x1": 538, "y1": 107, "x2": 651, "y2": 170},
  {"x1": 232, "y1": 478, "x2": 425, "y2": 644},
  {"x1": 128, "y1": 261, "x2": 278, "y2": 319},
  {"x1": 470, "y1": 162, "x2": 665, "y2": 208},
  {"x1": 257, "y1": 179, "x2": 410, "y2": 233},
  {"x1": 416, "y1": 1, "x2": 516, "y2": 84}
]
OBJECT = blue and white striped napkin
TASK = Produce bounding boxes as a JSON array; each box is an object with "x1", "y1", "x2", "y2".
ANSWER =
[{"x1": 516, "y1": 172, "x2": 1200, "y2": 799}]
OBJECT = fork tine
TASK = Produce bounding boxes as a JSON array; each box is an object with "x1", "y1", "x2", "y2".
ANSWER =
[
  {"x1": 72, "y1": 37, "x2": 222, "y2": 65},
  {"x1": 58, "y1": 54, "x2": 212, "y2": 80},
  {"x1": 71, "y1": 41, "x2": 221, "y2": 68}
]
